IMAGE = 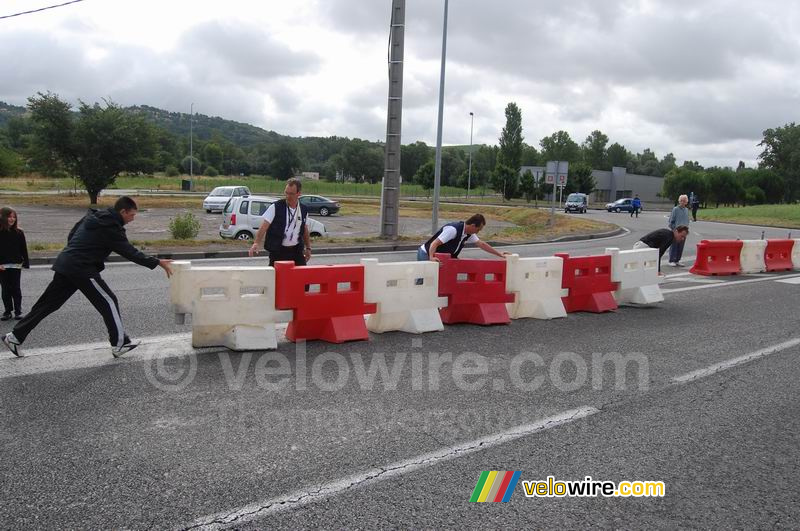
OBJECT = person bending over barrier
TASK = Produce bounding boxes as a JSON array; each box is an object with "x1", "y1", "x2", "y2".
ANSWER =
[
  {"x1": 2, "y1": 197, "x2": 173, "y2": 358},
  {"x1": 634, "y1": 225, "x2": 689, "y2": 274},
  {"x1": 417, "y1": 214, "x2": 509, "y2": 262}
]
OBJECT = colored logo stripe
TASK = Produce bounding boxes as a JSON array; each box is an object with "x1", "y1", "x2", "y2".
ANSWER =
[{"x1": 470, "y1": 471, "x2": 521, "y2": 502}]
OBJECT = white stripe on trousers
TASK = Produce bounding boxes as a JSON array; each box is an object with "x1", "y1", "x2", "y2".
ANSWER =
[{"x1": 89, "y1": 278, "x2": 125, "y2": 347}]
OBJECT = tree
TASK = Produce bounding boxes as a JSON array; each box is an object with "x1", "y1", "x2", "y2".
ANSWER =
[
  {"x1": 181, "y1": 156, "x2": 202, "y2": 175},
  {"x1": 519, "y1": 169, "x2": 538, "y2": 203},
  {"x1": 740, "y1": 168, "x2": 785, "y2": 204},
  {"x1": 521, "y1": 143, "x2": 540, "y2": 166},
  {"x1": 270, "y1": 143, "x2": 301, "y2": 180},
  {"x1": 758, "y1": 123, "x2": 800, "y2": 201},
  {"x1": 662, "y1": 167, "x2": 708, "y2": 203},
  {"x1": 203, "y1": 142, "x2": 223, "y2": 170},
  {"x1": 581, "y1": 130, "x2": 609, "y2": 170},
  {"x1": 539, "y1": 131, "x2": 580, "y2": 163},
  {"x1": 659, "y1": 153, "x2": 677, "y2": 176},
  {"x1": 633, "y1": 148, "x2": 660, "y2": 176},
  {"x1": 471, "y1": 145, "x2": 497, "y2": 192},
  {"x1": 401, "y1": 141, "x2": 431, "y2": 182},
  {"x1": 491, "y1": 163, "x2": 519, "y2": 200},
  {"x1": 441, "y1": 149, "x2": 466, "y2": 187},
  {"x1": 706, "y1": 167, "x2": 743, "y2": 207},
  {"x1": 607, "y1": 142, "x2": 631, "y2": 169},
  {"x1": 0, "y1": 146, "x2": 23, "y2": 176},
  {"x1": 569, "y1": 162, "x2": 597, "y2": 194},
  {"x1": 497, "y1": 102, "x2": 523, "y2": 170},
  {"x1": 340, "y1": 139, "x2": 383, "y2": 183},
  {"x1": 414, "y1": 160, "x2": 435, "y2": 191},
  {"x1": 28, "y1": 93, "x2": 158, "y2": 203}
]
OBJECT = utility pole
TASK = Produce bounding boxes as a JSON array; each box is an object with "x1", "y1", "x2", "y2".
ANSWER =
[
  {"x1": 380, "y1": 0, "x2": 405, "y2": 238},
  {"x1": 189, "y1": 102, "x2": 194, "y2": 191},
  {"x1": 467, "y1": 111, "x2": 474, "y2": 198},
  {"x1": 432, "y1": 0, "x2": 449, "y2": 234}
]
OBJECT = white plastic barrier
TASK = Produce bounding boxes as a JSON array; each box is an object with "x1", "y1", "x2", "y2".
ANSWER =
[
  {"x1": 605, "y1": 248, "x2": 663, "y2": 305},
  {"x1": 504, "y1": 254, "x2": 567, "y2": 319},
  {"x1": 169, "y1": 263, "x2": 292, "y2": 351},
  {"x1": 740, "y1": 240, "x2": 767, "y2": 274},
  {"x1": 361, "y1": 258, "x2": 448, "y2": 334},
  {"x1": 793, "y1": 239, "x2": 800, "y2": 271}
]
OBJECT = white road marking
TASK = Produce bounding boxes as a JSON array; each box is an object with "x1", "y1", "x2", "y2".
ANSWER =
[
  {"x1": 661, "y1": 273, "x2": 800, "y2": 294},
  {"x1": 181, "y1": 406, "x2": 600, "y2": 530},
  {"x1": 775, "y1": 276, "x2": 800, "y2": 284},
  {"x1": 672, "y1": 338, "x2": 800, "y2": 384}
]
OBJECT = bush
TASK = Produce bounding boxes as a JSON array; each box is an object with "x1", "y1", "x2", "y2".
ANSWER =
[
  {"x1": 165, "y1": 165, "x2": 180, "y2": 177},
  {"x1": 744, "y1": 186, "x2": 766, "y2": 206},
  {"x1": 205, "y1": 166, "x2": 219, "y2": 177},
  {"x1": 169, "y1": 211, "x2": 200, "y2": 239}
]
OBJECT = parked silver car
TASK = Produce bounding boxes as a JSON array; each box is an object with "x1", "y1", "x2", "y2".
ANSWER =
[
  {"x1": 203, "y1": 185, "x2": 251, "y2": 213},
  {"x1": 219, "y1": 195, "x2": 328, "y2": 240}
]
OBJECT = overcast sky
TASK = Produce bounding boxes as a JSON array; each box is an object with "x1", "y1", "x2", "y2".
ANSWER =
[{"x1": 2, "y1": 0, "x2": 799, "y2": 167}]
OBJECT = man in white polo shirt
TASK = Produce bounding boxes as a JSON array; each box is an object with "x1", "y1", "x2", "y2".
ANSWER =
[
  {"x1": 249, "y1": 178, "x2": 312, "y2": 266},
  {"x1": 418, "y1": 214, "x2": 508, "y2": 262}
]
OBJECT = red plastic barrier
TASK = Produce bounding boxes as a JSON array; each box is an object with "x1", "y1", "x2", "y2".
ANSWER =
[
  {"x1": 274, "y1": 261, "x2": 377, "y2": 343},
  {"x1": 689, "y1": 240, "x2": 743, "y2": 276},
  {"x1": 555, "y1": 253, "x2": 617, "y2": 313},
  {"x1": 765, "y1": 239, "x2": 794, "y2": 272},
  {"x1": 436, "y1": 254, "x2": 514, "y2": 325}
]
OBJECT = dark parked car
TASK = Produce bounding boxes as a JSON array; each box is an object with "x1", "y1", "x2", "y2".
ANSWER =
[
  {"x1": 564, "y1": 193, "x2": 588, "y2": 213},
  {"x1": 606, "y1": 198, "x2": 641, "y2": 213},
  {"x1": 299, "y1": 194, "x2": 340, "y2": 216}
]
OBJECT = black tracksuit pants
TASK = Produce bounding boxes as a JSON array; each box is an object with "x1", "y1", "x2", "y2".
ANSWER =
[
  {"x1": 0, "y1": 269, "x2": 23, "y2": 316},
  {"x1": 13, "y1": 272, "x2": 129, "y2": 347}
]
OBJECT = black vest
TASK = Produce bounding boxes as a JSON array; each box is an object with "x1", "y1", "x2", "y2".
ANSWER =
[
  {"x1": 424, "y1": 221, "x2": 470, "y2": 258},
  {"x1": 265, "y1": 199, "x2": 308, "y2": 252}
]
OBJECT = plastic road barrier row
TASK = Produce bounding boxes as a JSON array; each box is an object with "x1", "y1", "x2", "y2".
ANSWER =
[
  {"x1": 690, "y1": 240, "x2": 743, "y2": 276},
  {"x1": 793, "y1": 239, "x2": 800, "y2": 271},
  {"x1": 436, "y1": 254, "x2": 515, "y2": 325},
  {"x1": 361, "y1": 258, "x2": 448, "y2": 334},
  {"x1": 605, "y1": 248, "x2": 664, "y2": 305},
  {"x1": 169, "y1": 261, "x2": 291, "y2": 350},
  {"x1": 739, "y1": 240, "x2": 767, "y2": 274},
  {"x1": 504, "y1": 254, "x2": 567, "y2": 319},
  {"x1": 274, "y1": 261, "x2": 377, "y2": 343},
  {"x1": 555, "y1": 253, "x2": 618, "y2": 313}
]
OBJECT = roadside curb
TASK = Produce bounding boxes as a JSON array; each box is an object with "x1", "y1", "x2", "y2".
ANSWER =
[{"x1": 27, "y1": 227, "x2": 627, "y2": 265}]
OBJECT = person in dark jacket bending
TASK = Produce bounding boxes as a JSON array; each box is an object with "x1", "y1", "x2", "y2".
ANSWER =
[
  {"x1": 2, "y1": 197, "x2": 173, "y2": 358},
  {"x1": 418, "y1": 214, "x2": 508, "y2": 261},
  {"x1": 0, "y1": 207, "x2": 30, "y2": 320},
  {"x1": 634, "y1": 226, "x2": 689, "y2": 274}
]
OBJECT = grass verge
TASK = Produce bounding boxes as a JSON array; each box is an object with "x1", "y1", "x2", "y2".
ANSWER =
[{"x1": 698, "y1": 204, "x2": 800, "y2": 229}]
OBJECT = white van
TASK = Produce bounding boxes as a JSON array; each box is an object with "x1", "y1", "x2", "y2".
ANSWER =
[
  {"x1": 219, "y1": 195, "x2": 328, "y2": 240},
  {"x1": 203, "y1": 186, "x2": 251, "y2": 213}
]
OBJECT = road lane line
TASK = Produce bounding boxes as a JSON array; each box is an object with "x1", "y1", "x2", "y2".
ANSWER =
[
  {"x1": 672, "y1": 338, "x2": 800, "y2": 384},
  {"x1": 661, "y1": 273, "x2": 800, "y2": 294},
  {"x1": 181, "y1": 406, "x2": 600, "y2": 530}
]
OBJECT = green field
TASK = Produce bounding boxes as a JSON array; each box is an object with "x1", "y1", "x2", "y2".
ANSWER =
[
  {"x1": 700, "y1": 204, "x2": 800, "y2": 228},
  {"x1": 0, "y1": 174, "x2": 493, "y2": 199}
]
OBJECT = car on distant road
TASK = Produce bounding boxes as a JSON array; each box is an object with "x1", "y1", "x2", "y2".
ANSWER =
[
  {"x1": 564, "y1": 193, "x2": 588, "y2": 213},
  {"x1": 606, "y1": 198, "x2": 641, "y2": 213},
  {"x1": 299, "y1": 194, "x2": 340, "y2": 216},
  {"x1": 203, "y1": 186, "x2": 251, "y2": 213},
  {"x1": 219, "y1": 195, "x2": 327, "y2": 240}
]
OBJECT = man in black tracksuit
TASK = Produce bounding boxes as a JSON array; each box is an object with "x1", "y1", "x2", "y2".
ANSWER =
[
  {"x1": 634, "y1": 225, "x2": 689, "y2": 273},
  {"x1": 2, "y1": 196, "x2": 173, "y2": 358}
]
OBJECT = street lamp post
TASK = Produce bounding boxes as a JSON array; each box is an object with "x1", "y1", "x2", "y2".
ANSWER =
[
  {"x1": 431, "y1": 0, "x2": 449, "y2": 234},
  {"x1": 467, "y1": 111, "x2": 474, "y2": 198},
  {"x1": 189, "y1": 102, "x2": 194, "y2": 191}
]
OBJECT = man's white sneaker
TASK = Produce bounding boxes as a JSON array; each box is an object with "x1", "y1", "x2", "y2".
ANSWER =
[
  {"x1": 2, "y1": 333, "x2": 22, "y2": 357},
  {"x1": 668, "y1": 262, "x2": 678, "y2": 267},
  {"x1": 112, "y1": 340, "x2": 140, "y2": 358}
]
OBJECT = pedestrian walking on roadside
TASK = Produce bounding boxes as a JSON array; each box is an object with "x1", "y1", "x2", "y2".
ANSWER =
[
  {"x1": 630, "y1": 195, "x2": 642, "y2": 218},
  {"x1": 691, "y1": 194, "x2": 700, "y2": 222},
  {"x1": 667, "y1": 195, "x2": 691, "y2": 266},
  {"x1": 249, "y1": 178, "x2": 312, "y2": 266},
  {"x1": 0, "y1": 207, "x2": 30, "y2": 321},
  {"x1": 2, "y1": 197, "x2": 173, "y2": 358},
  {"x1": 418, "y1": 214, "x2": 508, "y2": 261},
  {"x1": 634, "y1": 226, "x2": 689, "y2": 274}
]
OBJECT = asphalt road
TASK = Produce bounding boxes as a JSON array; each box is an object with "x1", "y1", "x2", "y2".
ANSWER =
[{"x1": 1, "y1": 210, "x2": 798, "y2": 529}]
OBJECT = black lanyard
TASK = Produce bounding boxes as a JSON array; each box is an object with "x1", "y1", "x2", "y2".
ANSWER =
[{"x1": 285, "y1": 205, "x2": 300, "y2": 237}]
